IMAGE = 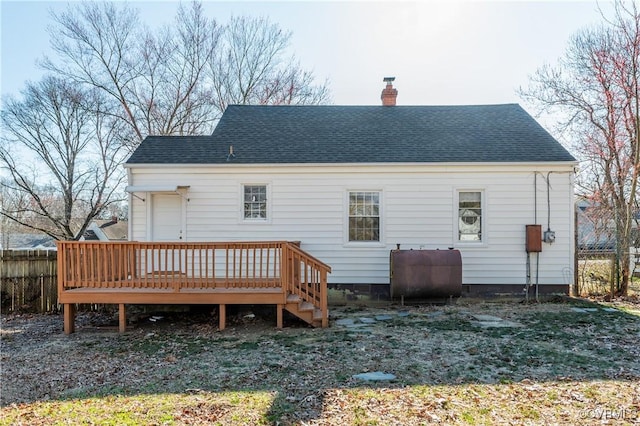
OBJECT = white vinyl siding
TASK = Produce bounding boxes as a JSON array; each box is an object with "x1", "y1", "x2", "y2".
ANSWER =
[
  {"x1": 127, "y1": 164, "x2": 575, "y2": 286},
  {"x1": 130, "y1": 194, "x2": 147, "y2": 241}
]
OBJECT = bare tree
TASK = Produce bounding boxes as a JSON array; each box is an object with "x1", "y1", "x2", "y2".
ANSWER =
[
  {"x1": 209, "y1": 15, "x2": 330, "y2": 113},
  {"x1": 42, "y1": 1, "x2": 330, "y2": 145},
  {"x1": 520, "y1": 1, "x2": 639, "y2": 296},
  {"x1": 44, "y1": 1, "x2": 222, "y2": 142},
  {"x1": 0, "y1": 76, "x2": 127, "y2": 240},
  {"x1": 42, "y1": 1, "x2": 143, "y2": 147},
  {"x1": 135, "y1": 2, "x2": 221, "y2": 136},
  {"x1": 0, "y1": 180, "x2": 31, "y2": 248}
]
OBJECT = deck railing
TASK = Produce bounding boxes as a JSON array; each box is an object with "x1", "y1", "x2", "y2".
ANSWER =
[{"x1": 57, "y1": 241, "x2": 330, "y2": 323}]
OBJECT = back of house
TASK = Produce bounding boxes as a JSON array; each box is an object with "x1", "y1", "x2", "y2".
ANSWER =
[{"x1": 125, "y1": 79, "x2": 577, "y2": 298}]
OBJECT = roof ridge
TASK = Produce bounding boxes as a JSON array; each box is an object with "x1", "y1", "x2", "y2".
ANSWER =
[{"x1": 225, "y1": 103, "x2": 522, "y2": 109}]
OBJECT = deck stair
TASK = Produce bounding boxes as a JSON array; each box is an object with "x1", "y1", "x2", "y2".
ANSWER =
[{"x1": 285, "y1": 293, "x2": 324, "y2": 327}]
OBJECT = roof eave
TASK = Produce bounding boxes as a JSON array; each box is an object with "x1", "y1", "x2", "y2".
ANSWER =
[{"x1": 125, "y1": 160, "x2": 578, "y2": 168}]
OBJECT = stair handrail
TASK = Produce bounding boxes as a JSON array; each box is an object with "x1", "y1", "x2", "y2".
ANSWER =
[{"x1": 282, "y1": 242, "x2": 331, "y2": 327}]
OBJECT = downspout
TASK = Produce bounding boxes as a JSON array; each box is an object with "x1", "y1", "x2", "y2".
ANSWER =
[
  {"x1": 526, "y1": 172, "x2": 539, "y2": 302},
  {"x1": 529, "y1": 172, "x2": 541, "y2": 302}
]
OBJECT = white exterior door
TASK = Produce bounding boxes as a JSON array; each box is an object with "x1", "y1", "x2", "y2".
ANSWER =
[
  {"x1": 151, "y1": 194, "x2": 183, "y2": 241},
  {"x1": 148, "y1": 193, "x2": 184, "y2": 275}
]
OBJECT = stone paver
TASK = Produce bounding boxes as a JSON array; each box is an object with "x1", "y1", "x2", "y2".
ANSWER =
[
  {"x1": 472, "y1": 314, "x2": 504, "y2": 322},
  {"x1": 353, "y1": 372, "x2": 396, "y2": 381},
  {"x1": 374, "y1": 315, "x2": 394, "y2": 321}
]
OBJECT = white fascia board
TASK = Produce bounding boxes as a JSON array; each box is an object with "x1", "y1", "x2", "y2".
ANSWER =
[{"x1": 125, "y1": 185, "x2": 190, "y2": 192}]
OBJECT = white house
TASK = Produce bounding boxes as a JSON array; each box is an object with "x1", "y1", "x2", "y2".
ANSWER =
[{"x1": 124, "y1": 80, "x2": 578, "y2": 297}]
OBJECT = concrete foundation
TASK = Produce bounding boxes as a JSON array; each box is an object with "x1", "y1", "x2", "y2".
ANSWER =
[{"x1": 328, "y1": 283, "x2": 569, "y2": 305}]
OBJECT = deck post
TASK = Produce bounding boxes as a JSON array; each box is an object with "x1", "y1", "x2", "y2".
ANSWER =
[
  {"x1": 63, "y1": 304, "x2": 75, "y2": 335},
  {"x1": 320, "y1": 269, "x2": 329, "y2": 328},
  {"x1": 276, "y1": 304, "x2": 283, "y2": 328},
  {"x1": 118, "y1": 304, "x2": 126, "y2": 332},
  {"x1": 219, "y1": 304, "x2": 226, "y2": 331}
]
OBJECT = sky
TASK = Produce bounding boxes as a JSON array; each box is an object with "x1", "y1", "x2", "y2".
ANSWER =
[{"x1": 0, "y1": 0, "x2": 613, "y2": 112}]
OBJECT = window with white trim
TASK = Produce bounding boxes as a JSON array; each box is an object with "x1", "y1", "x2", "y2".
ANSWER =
[
  {"x1": 458, "y1": 191, "x2": 482, "y2": 241},
  {"x1": 243, "y1": 185, "x2": 267, "y2": 219},
  {"x1": 348, "y1": 191, "x2": 380, "y2": 241}
]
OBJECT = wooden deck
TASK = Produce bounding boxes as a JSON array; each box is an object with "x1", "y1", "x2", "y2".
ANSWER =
[{"x1": 57, "y1": 241, "x2": 331, "y2": 334}]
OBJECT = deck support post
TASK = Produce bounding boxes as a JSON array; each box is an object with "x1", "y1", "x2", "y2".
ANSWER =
[
  {"x1": 118, "y1": 304, "x2": 126, "y2": 333},
  {"x1": 219, "y1": 304, "x2": 226, "y2": 331},
  {"x1": 63, "y1": 304, "x2": 76, "y2": 335},
  {"x1": 276, "y1": 304, "x2": 284, "y2": 328}
]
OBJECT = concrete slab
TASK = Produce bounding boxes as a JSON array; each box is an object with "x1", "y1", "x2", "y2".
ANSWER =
[
  {"x1": 335, "y1": 318, "x2": 355, "y2": 326},
  {"x1": 358, "y1": 317, "x2": 376, "y2": 324}
]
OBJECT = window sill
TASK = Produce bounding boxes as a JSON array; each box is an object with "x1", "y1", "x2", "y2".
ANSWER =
[
  {"x1": 241, "y1": 219, "x2": 270, "y2": 224},
  {"x1": 454, "y1": 241, "x2": 487, "y2": 248},
  {"x1": 343, "y1": 241, "x2": 386, "y2": 248}
]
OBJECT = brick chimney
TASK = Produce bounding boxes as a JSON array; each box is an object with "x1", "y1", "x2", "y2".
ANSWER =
[{"x1": 381, "y1": 77, "x2": 398, "y2": 106}]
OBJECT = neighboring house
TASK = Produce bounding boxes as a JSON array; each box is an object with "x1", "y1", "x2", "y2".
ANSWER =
[
  {"x1": 576, "y1": 197, "x2": 640, "y2": 277},
  {"x1": 576, "y1": 198, "x2": 640, "y2": 250},
  {"x1": 0, "y1": 233, "x2": 56, "y2": 250},
  {"x1": 83, "y1": 217, "x2": 128, "y2": 241},
  {"x1": 124, "y1": 79, "x2": 578, "y2": 296},
  {"x1": 575, "y1": 198, "x2": 616, "y2": 252}
]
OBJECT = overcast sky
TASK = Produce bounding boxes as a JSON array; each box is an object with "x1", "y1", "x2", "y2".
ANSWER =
[{"x1": 1, "y1": 1, "x2": 611, "y2": 110}]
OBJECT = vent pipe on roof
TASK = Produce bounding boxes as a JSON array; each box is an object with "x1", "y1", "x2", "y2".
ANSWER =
[{"x1": 381, "y1": 77, "x2": 398, "y2": 106}]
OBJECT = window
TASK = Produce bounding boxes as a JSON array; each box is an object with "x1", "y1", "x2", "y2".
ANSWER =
[
  {"x1": 349, "y1": 191, "x2": 380, "y2": 241},
  {"x1": 458, "y1": 191, "x2": 482, "y2": 241},
  {"x1": 244, "y1": 185, "x2": 267, "y2": 219}
]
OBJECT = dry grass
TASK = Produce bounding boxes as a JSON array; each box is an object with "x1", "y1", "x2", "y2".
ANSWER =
[{"x1": 1, "y1": 298, "x2": 639, "y2": 425}]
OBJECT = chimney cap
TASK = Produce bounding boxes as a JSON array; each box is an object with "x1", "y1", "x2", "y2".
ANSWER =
[{"x1": 383, "y1": 76, "x2": 395, "y2": 83}]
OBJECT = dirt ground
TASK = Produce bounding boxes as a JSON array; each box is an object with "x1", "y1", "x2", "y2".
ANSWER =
[{"x1": 1, "y1": 298, "x2": 639, "y2": 424}]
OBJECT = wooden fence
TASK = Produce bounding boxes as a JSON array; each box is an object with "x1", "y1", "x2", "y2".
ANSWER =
[{"x1": 1, "y1": 250, "x2": 58, "y2": 313}]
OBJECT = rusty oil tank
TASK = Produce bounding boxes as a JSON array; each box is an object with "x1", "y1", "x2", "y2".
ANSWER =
[{"x1": 390, "y1": 247, "x2": 462, "y2": 299}]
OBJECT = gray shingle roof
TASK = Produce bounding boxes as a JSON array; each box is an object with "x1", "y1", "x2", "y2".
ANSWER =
[{"x1": 125, "y1": 104, "x2": 576, "y2": 165}]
